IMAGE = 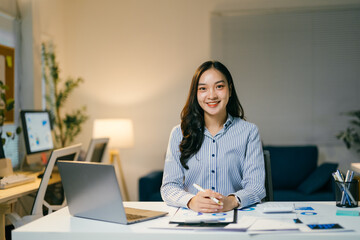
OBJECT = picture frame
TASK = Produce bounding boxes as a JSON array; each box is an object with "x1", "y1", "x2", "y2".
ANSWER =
[{"x1": 0, "y1": 44, "x2": 15, "y2": 124}]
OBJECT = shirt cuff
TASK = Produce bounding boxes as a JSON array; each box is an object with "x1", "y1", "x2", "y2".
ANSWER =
[
  {"x1": 228, "y1": 194, "x2": 241, "y2": 209},
  {"x1": 180, "y1": 193, "x2": 196, "y2": 208}
]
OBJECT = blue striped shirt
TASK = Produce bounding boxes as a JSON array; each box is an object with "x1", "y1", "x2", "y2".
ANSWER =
[{"x1": 160, "y1": 114, "x2": 265, "y2": 209}]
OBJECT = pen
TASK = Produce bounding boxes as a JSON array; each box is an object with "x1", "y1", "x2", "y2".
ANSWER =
[
  {"x1": 193, "y1": 183, "x2": 223, "y2": 205},
  {"x1": 345, "y1": 170, "x2": 350, "y2": 182},
  {"x1": 334, "y1": 172, "x2": 349, "y2": 204},
  {"x1": 336, "y1": 170, "x2": 344, "y2": 181},
  {"x1": 349, "y1": 171, "x2": 354, "y2": 182},
  {"x1": 333, "y1": 171, "x2": 356, "y2": 205}
]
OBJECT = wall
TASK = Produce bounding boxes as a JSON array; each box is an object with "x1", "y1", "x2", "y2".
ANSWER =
[
  {"x1": 61, "y1": 0, "x2": 214, "y2": 201},
  {"x1": 211, "y1": 7, "x2": 360, "y2": 172},
  {"x1": 0, "y1": 0, "x2": 17, "y2": 15},
  {"x1": 33, "y1": 0, "x2": 360, "y2": 200}
]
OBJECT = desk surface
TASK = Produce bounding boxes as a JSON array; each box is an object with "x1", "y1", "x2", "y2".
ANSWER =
[
  {"x1": 12, "y1": 201, "x2": 360, "y2": 240},
  {"x1": 0, "y1": 172, "x2": 61, "y2": 204}
]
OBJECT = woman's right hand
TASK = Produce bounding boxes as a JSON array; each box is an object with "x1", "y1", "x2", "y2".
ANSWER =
[{"x1": 187, "y1": 189, "x2": 223, "y2": 213}]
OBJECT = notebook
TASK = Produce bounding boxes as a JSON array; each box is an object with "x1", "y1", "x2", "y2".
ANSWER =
[{"x1": 57, "y1": 161, "x2": 168, "y2": 224}]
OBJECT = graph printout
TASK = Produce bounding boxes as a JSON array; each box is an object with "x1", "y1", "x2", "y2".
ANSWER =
[{"x1": 170, "y1": 208, "x2": 235, "y2": 224}]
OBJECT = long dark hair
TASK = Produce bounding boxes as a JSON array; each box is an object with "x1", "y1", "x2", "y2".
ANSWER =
[{"x1": 179, "y1": 61, "x2": 245, "y2": 169}]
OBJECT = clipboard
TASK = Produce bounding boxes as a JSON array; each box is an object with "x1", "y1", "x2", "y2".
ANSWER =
[{"x1": 169, "y1": 208, "x2": 237, "y2": 226}]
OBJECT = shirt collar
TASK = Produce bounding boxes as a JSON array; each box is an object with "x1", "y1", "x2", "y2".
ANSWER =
[
  {"x1": 204, "y1": 114, "x2": 233, "y2": 138},
  {"x1": 224, "y1": 114, "x2": 233, "y2": 130}
]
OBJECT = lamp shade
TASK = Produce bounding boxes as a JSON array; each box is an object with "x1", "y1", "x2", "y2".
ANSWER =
[{"x1": 93, "y1": 119, "x2": 134, "y2": 148}]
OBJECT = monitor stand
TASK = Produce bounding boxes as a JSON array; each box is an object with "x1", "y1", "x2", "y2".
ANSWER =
[{"x1": 21, "y1": 151, "x2": 52, "y2": 172}]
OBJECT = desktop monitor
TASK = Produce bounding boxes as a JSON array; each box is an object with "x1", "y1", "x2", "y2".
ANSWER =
[
  {"x1": 20, "y1": 110, "x2": 54, "y2": 169},
  {"x1": 84, "y1": 138, "x2": 109, "y2": 162}
]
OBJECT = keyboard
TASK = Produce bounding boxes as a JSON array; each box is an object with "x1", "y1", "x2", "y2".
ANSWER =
[
  {"x1": 259, "y1": 202, "x2": 294, "y2": 213},
  {"x1": 126, "y1": 213, "x2": 146, "y2": 220},
  {"x1": 0, "y1": 174, "x2": 36, "y2": 189}
]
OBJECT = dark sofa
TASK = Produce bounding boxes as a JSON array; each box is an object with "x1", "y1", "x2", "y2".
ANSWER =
[
  {"x1": 139, "y1": 145, "x2": 338, "y2": 201},
  {"x1": 263, "y1": 145, "x2": 337, "y2": 201},
  {"x1": 139, "y1": 170, "x2": 163, "y2": 201}
]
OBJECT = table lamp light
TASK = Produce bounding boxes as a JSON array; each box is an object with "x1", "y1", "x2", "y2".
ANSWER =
[{"x1": 93, "y1": 119, "x2": 134, "y2": 201}]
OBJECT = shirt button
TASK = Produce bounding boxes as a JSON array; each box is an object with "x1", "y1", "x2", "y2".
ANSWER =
[
  {"x1": 211, "y1": 170, "x2": 215, "y2": 173},
  {"x1": 211, "y1": 187, "x2": 215, "y2": 190},
  {"x1": 213, "y1": 140, "x2": 215, "y2": 143},
  {"x1": 212, "y1": 154, "x2": 215, "y2": 157}
]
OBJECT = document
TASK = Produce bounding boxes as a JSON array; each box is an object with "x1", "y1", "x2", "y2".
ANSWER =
[
  {"x1": 170, "y1": 208, "x2": 236, "y2": 224},
  {"x1": 248, "y1": 218, "x2": 299, "y2": 232},
  {"x1": 223, "y1": 216, "x2": 257, "y2": 230}
]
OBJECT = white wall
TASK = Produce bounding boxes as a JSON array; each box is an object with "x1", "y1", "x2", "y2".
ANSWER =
[
  {"x1": 61, "y1": 0, "x2": 215, "y2": 201},
  {"x1": 33, "y1": 0, "x2": 360, "y2": 200},
  {"x1": 0, "y1": 0, "x2": 17, "y2": 16},
  {"x1": 211, "y1": 7, "x2": 360, "y2": 172}
]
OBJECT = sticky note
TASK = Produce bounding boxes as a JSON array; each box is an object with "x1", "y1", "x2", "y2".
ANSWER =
[
  {"x1": 6, "y1": 56, "x2": 12, "y2": 68},
  {"x1": 41, "y1": 152, "x2": 47, "y2": 165},
  {"x1": 336, "y1": 210, "x2": 359, "y2": 216}
]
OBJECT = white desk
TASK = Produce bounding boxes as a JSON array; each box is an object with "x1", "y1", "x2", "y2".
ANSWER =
[{"x1": 12, "y1": 201, "x2": 360, "y2": 240}]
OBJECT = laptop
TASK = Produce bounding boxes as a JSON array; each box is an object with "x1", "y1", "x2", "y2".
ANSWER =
[{"x1": 57, "y1": 161, "x2": 168, "y2": 224}]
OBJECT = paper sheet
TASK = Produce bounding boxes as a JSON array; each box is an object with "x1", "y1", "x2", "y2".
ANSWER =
[
  {"x1": 248, "y1": 218, "x2": 299, "y2": 231},
  {"x1": 224, "y1": 216, "x2": 257, "y2": 230},
  {"x1": 170, "y1": 208, "x2": 235, "y2": 224}
]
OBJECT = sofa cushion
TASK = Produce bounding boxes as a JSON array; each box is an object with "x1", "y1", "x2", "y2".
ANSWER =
[
  {"x1": 263, "y1": 146, "x2": 318, "y2": 190},
  {"x1": 297, "y1": 163, "x2": 338, "y2": 195},
  {"x1": 139, "y1": 171, "x2": 163, "y2": 201}
]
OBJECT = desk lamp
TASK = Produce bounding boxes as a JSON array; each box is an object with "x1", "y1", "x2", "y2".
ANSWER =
[{"x1": 93, "y1": 119, "x2": 134, "y2": 201}]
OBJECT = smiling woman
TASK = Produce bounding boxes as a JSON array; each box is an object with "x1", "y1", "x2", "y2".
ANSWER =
[
  {"x1": 160, "y1": 60, "x2": 265, "y2": 213},
  {"x1": 196, "y1": 68, "x2": 231, "y2": 136}
]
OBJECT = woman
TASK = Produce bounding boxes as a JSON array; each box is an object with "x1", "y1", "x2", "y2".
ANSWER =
[{"x1": 161, "y1": 61, "x2": 265, "y2": 213}]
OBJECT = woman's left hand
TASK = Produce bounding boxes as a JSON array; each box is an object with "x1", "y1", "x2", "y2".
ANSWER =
[{"x1": 218, "y1": 195, "x2": 239, "y2": 212}]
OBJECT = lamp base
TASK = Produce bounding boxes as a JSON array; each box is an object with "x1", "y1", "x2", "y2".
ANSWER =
[{"x1": 110, "y1": 150, "x2": 130, "y2": 201}]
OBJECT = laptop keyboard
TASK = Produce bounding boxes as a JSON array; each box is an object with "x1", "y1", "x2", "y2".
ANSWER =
[{"x1": 126, "y1": 213, "x2": 146, "y2": 220}]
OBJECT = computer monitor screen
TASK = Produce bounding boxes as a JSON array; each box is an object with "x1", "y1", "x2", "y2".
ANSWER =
[{"x1": 20, "y1": 110, "x2": 54, "y2": 168}]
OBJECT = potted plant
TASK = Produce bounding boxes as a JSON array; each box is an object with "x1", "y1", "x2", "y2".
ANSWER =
[
  {"x1": 336, "y1": 110, "x2": 360, "y2": 154},
  {"x1": 41, "y1": 42, "x2": 88, "y2": 148},
  {"x1": 0, "y1": 80, "x2": 21, "y2": 158},
  {"x1": 0, "y1": 81, "x2": 21, "y2": 176}
]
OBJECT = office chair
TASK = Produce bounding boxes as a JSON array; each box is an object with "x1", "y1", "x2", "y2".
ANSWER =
[
  {"x1": 263, "y1": 150, "x2": 274, "y2": 201},
  {"x1": 84, "y1": 138, "x2": 109, "y2": 162},
  {"x1": 6, "y1": 144, "x2": 82, "y2": 228}
]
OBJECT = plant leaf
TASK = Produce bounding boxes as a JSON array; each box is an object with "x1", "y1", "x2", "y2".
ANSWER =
[{"x1": 6, "y1": 98, "x2": 14, "y2": 111}]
